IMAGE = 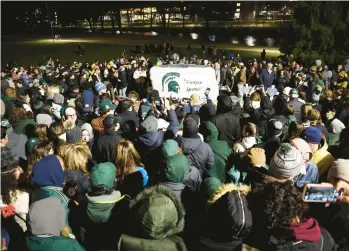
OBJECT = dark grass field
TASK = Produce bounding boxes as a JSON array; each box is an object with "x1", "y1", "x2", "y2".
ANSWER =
[{"x1": 1, "y1": 33, "x2": 280, "y2": 67}]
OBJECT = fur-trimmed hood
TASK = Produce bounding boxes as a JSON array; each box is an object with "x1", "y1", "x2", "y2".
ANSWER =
[
  {"x1": 128, "y1": 185, "x2": 185, "y2": 240},
  {"x1": 208, "y1": 183, "x2": 251, "y2": 204}
]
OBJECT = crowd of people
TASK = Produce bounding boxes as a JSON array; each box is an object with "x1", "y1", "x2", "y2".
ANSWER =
[{"x1": 1, "y1": 45, "x2": 349, "y2": 251}]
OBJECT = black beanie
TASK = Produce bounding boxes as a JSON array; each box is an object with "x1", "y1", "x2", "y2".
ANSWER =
[{"x1": 183, "y1": 118, "x2": 199, "y2": 138}]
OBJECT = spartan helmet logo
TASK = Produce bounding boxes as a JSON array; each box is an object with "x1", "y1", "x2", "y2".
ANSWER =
[{"x1": 162, "y1": 72, "x2": 180, "y2": 93}]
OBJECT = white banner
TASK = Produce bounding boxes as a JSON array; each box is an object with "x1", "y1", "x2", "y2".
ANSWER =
[{"x1": 150, "y1": 65, "x2": 219, "y2": 104}]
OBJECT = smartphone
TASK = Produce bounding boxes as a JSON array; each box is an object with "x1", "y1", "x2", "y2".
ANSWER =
[{"x1": 302, "y1": 184, "x2": 343, "y2": 203}]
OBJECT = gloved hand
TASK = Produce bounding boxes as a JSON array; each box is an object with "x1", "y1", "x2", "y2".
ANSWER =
[{"x1": 248, "y1": 148, "x2": 266, "y2": 167}]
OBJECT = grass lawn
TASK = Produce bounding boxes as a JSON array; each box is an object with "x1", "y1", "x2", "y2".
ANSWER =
[{"x1": 1, "y1": 34, "x2": 280, "y2": 67}]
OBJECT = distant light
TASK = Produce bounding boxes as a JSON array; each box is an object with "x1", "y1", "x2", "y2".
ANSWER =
[
  {"x1": 115, "y1": 30, "x2": 120, "y2": 34},
  {"x1": 244, "y1": 36, "x2": 256, "y2": 46},
  {"x1": 236, "y1": 8, "x2": 240, "y2": 12},
  {"x1": 264, "y1": 37, "x2": 275, "y2": 47},
  {"x1": 231, "y1": 37, "x2": 239, "y2": 44},
  {"x1": 190, "y1": 33, "x2": 198, "y2": 40},
  {"x1": 151, "y1": 31, "x2": 158, "y2": 36},
  {"x1": 237, "y1": 2, "x2": 241, "y2": 6},
  {"x1": 178, "y1": 33, "x2": 184, "y2": 38},
  {"x1": 208, "y1": 35, "x2": 216, "y2": 42}
]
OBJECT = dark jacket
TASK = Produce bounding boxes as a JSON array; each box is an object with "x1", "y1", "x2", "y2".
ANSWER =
[
  {"x1": 136, "y1": 110, "x2": 179, "y2": 177},
  {"x1": 118, "y1": 185, "x2": 187, "y2": 251},
  {"x1": 93, "y1": 131, "x2": 123, "y2": 163},
  {"x1": 244, "y1": 96, "x2": 275, "y2": 136},
  {"x1": 64, "y1": 170, "x2": 90, "y2": 202},
  {"x1": 118, "y1": 111, "x2": 140, "y2": 128},
  {"x1": 287, "y1": 98, "x2": 303, "y2": 122},
  {"x1": 220, "y1": 68, "x2": 227, "y2": 86},
  {"x1": 259, "y1": 69, "x2": 276, "y2": 88},
  {"x1": 176, "y1": 137, "x2": 215, "y2": 177},
  {"x1": 267, "y1": 218, "x2": 337, "y2": 251},
  {"x1": 196, "y1": 183, "x2": 252, "y2": 251},
  {"x1": 117, "y1": 171, "x2": 145, "y2": 199},
  {"x1": 72, "y1": 190, "x2": 127, "y2": 251},
  {"x1": 254, "y1": 136, "x2": 281, "y2": 165},
  {"x1": 200, "y1": 121, "x2": 234, "y2": 183},
  {"x1": 211, "y1": 111, "x2": 241, "y2": 146},
  {"x1": 119, "y1": 70, "x2": 128, "y2": 89}
]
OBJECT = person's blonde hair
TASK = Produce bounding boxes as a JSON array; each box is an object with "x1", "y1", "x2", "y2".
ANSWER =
[
  {"x1": 115, "y1": 140, "x2": 142, "y2": 183},
  {"x1": 323, "y1": 89, "x2": 333, "y2": 100},
  {"x1": 250, "y1": 91, "x2": 261, "y2": 102},
  {"x1": 308, "y1": 109, "x2": 321, "y2": 125},
  {"x1": 301, "y1": 103, "x2": 313, "y2": 121},
  {"x1": 4, "y1": 88, "x2": 16, "y2": 98},
  {"x1": 58, "y1": 143, "x2": 91, "y2": 174},
  {"x1": 190, "y1": 94, "x2": 200, "y2": 105}
]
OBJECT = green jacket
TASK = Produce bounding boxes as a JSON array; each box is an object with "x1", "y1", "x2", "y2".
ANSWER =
[
  {"x1": 26, "y1": 235, "x2": 85, "y2": 251},
  {"x1": 15, "y1": 119, "x2": 35, "y2": 134},
  {"x1": 118, "y1": 185, "x2": 187, "y2": 251},
  {"x1": 201, "y1": 121, "x2": 233, "y2": 183}
]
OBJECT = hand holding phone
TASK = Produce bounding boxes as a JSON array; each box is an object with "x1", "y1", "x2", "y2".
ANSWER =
[{"x1": 302, "y1": 184, "x2": 344, "y2": 203}]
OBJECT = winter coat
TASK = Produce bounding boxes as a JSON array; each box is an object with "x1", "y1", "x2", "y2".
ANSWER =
[
  {"x1": 259, "y1": 69, "x2": 276, "y2": 88},
  {"x1": 136, "y1": 110, "x2": 179, "y2": 177},
  {"x1": 266, "y1": 218, "x2": 337, "y2": 251},
  {"x1": 211, "y1": 111, "x2": 241, "y2": 146},
  {"x1": 220, "y1": 68, "x2": 227, "y2": 86},
  {"x1": 119, "y1": 70, "x2": 128, "y2": 89},
  {"x1": 118, "y1": 185, "x2": 187, "y2": 251},
  {"x1": 200, "y1": 121, "x2": 234, "y2": 183},
  {"x1": 176, "y1": 136, "x2": 215, "y2": 177},
  {"x1": 118, "y1": 111, "x2": 140, "y2": 128},
  {"x1": 196, "y1": 183, "x2": 252, "y2": 251},
  {"x1": 117, "y1": 171, "x2": 146, "y2": 199},
  {"x1": 244, "y1": 96, "x2": 275, "y2": 136},
  {"x1": 93, "y1": 131, "x2": 123, "y2": 163},
  {"x1": 183, "y1": 166, "x2": 202, "y2": 192},
  {"x1": 312, "y1": 136, "x2": 335, "y2": 177},
  {"x1": 7, "y1": 131, "x2": 28, "y2": 160},
  {"x1": 287, "y1": 98, "x2": 303, "y2": 122},
  {"x1": 26, "y1": 236, "x2": 85, "y2": 251},
  {"x1": 72, "y1": 190, "x2": 126, "y2": 251},
  {"x1": 15, "y1": 119, "x2": 35, "y2": 134}
]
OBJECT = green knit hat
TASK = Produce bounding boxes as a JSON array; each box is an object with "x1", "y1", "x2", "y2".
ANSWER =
[
  {"x1": 165, "y1": 154, "x2": 188, "y2": 183},
  {"x1": 27, "y1": 137, "x2": 40, "y2": 152},
  {"x1": 201, "y1": 177, "x2": 222, "y2": 198},
  {"x1": 162, "y1": 140, "x2": 179, "y2": 157},
  {"x1": 91, "y1": 162, "x2": 116, "y2": 189}
]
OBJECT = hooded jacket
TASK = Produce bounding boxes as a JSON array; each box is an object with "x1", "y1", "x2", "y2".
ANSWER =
[
  {"x1": 73, "y1": 190, "x2": 126, "y2": 251},
  {"x1": 312, "y1": 136, "x2": 335, "y2": 176},
  {"x1": 196, "y1": 183, "x2": 252, "y2": 251},
  {"x1": 94, "y1": 130, "x2": 123, "y2": 163},
  {"x1": 26, "y1": 197, "x2": 85, "y2": 251},
  {"x1": 118, "y1": 185, "x2": 187, "y2": 251},
  {"x1": 176, "y1": 136, "x2": 215, "y2": 177},
  {"x1": 200, "y1": 122, "x2": 234, "y2": 183},
  {"x1": 267, "y1": 218, "x2": 337, "y2": 251},
  {"x1": 211, "y1": 110, "x2": 241, "y2": 146}
]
